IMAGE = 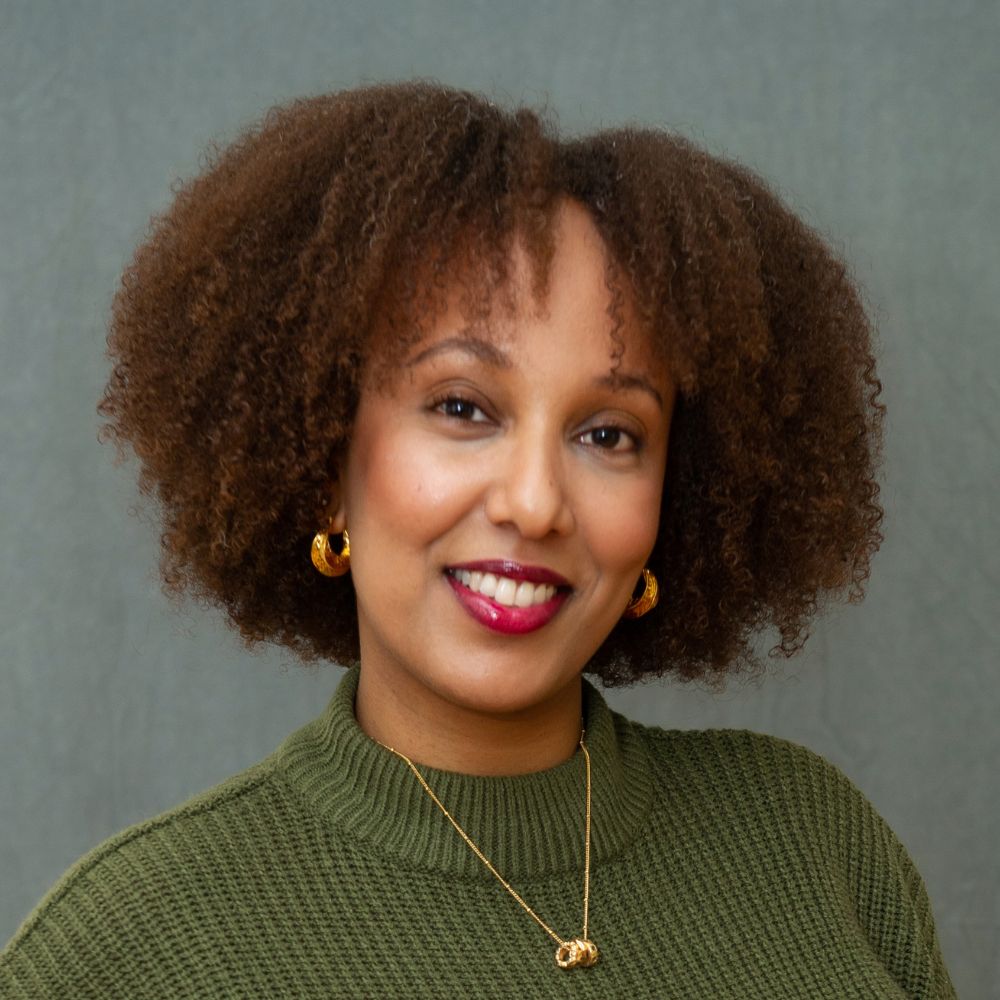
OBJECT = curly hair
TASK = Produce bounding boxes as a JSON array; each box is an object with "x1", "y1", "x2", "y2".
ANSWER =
[{"x1": 97, "y1": 78, "x2": 885, "y2": 689}]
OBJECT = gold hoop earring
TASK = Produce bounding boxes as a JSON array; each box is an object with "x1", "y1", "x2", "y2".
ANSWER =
[
  {"x1": 311, "y1": 525, "x2": 350, "y2": 577},
  {"x1": 622, "y1": 568, "x2": 658, "y2": 619}
]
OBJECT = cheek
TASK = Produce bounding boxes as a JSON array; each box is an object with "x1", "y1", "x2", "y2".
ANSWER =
[
  {"x1": 576, "y1": 472, "x2": 664, "y2": 580},
  {"x1": 345, "y1": 418, "x2": 476, "y2": 556}
]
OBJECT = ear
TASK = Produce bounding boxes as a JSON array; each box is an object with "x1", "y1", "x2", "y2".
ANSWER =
[{"x1": 321, "y1": 462, "x2": 348, "y2": 535}]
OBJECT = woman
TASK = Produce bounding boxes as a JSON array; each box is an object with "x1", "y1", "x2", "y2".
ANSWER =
[{"x1": 1, "y1": 80, "x2": 957, "y2": 997}]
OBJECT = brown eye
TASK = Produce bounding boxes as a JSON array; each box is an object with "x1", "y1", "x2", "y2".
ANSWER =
[
  {"x1": 591, "y1": 427, "x2": 622, "y2": 449},
  {"x1": 432, "y1": 394, "x2": 489, "y2": 422},
  {"x1": 582, "y1": 425, "x2": 639, "y2": 452}
]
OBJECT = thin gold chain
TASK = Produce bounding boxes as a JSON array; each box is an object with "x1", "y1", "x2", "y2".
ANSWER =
[{"x1": 375, "y1": 727, "x2": 592, "y2": 950}]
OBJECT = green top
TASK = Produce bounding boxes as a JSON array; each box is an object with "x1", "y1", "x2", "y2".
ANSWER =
[{"x1": 1, "y1": 666, "x2": 957, "y2": 998}]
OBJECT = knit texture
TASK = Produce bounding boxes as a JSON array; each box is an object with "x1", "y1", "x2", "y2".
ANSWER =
[{"x1": 1, "y1": 667, "x2": 957, "y2": 998}]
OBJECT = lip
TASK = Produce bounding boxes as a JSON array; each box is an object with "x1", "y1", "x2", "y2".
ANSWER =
[
  {"x1": 445, "y1": 559, "x2": 572, "y2": 587},
  {"x1": 444, "y1": 571, "x2": 570, "y2": 635}
]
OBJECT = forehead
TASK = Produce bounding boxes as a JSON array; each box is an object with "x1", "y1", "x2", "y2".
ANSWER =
[{"x1": 366, "y1": 197, "x2": 668, "y2": 389}]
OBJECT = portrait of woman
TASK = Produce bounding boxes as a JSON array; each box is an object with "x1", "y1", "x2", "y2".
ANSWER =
[{"x1": 0, "y1": 77, "x2": 963, "y2": 997}]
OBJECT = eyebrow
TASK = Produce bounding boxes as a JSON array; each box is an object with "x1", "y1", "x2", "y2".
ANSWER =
[
  {"x1": 405, "y1": 336, "x2": 513, "y2": 370},
  {"x1": 593, "y1": 372, "x2": 664, "y2": 411},
  {"x1": 406, "y1": 336, "x2": 664, "y2": 410}
]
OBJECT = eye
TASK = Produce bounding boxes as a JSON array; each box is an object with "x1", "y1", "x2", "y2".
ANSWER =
[
  {"x1": 580, "y1": 424, "x2": 640, "y2": 452},
  {"x1": 431, "y1": 393, "x2": 490, "y2": 423}
]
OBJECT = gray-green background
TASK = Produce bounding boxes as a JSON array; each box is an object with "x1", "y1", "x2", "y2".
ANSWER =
[{"x1": 2, "y1": 1, "x2": 997, "y2": 995}]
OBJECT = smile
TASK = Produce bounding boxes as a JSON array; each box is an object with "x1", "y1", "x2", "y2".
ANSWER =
[
  {"x1": 444, "y1": 563, "x2": 571, "y2": 635},
  {"x1": 452, "y1": 569, "x2": 557, "y2": 606}
]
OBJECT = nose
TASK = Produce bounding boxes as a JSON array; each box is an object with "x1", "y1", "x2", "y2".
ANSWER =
[{"x1": 483, "y1": 424, "x2": 576, "y2": 539}]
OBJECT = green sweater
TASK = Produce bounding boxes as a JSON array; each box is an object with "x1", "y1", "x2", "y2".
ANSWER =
[{"x1": 1, "y1": 666, "x2": 957, "y2": 998}]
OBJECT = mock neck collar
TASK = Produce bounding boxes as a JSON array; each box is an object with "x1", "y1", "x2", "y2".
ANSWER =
[{"x1": 277, "y1": 665, "x2": 654, "y2": 879}]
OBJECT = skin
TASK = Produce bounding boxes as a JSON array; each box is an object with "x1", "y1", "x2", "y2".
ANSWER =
[{"x1": 326, "y1": 198, "x2": 676, "y2": 776}]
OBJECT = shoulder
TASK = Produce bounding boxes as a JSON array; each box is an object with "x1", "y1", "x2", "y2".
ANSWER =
[
  {"x1": 613, "y1": 710, "x2": 891, "y2": 857},
  {"x1": 0, "y1": 754, "x2": 291, "y2": 996},
  {"x1": 16, "y1": 755, "x2": 278, "y2": 928},
  {"x1": 620, "y1": 713, "x2": 957, "y2": 996},
  {"x1": 622, "y1": 712, "x2": 856, "y2": 806}
]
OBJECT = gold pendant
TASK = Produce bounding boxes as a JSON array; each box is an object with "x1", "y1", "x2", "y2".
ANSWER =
[{"x1": 555, "y1": 938, "x2": 599, "y2": 968}]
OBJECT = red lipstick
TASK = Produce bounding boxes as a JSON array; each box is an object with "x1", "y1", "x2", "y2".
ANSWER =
[{"x1": 444, "y1": 562, "x2": 572, "y2": 635}]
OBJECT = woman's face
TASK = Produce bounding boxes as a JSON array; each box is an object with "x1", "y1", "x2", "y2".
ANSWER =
[{"x1": 335, "y1": 198, "x2": 676, "y2": 719}]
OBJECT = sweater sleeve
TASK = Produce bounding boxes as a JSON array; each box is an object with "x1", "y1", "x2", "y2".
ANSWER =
[
  {"x1": 1, "y1": 760, "x2": 281, "y2": 999},
  {"x1": 2, "y1": 862, "x2": 126, "y2": 998},
  {"x1": 799, "y1": 742, "x2": 959, "y2": 1000},
  {"x1": 0, "y1": 833, "x2": 173, "y2": 1000}
]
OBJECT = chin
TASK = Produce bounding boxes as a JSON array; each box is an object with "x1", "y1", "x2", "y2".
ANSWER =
[{"x1": 427, "y1": 654, "x2": 581, "y2": 718}]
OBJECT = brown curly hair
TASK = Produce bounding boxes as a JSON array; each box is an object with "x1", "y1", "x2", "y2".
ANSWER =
[{"x1": 97, "y1": 78, "x2": 886, "y2": 689}]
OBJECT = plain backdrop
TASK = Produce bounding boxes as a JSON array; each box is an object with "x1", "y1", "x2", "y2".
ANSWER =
[{"x1": 2, "y1": 1, "x2": 997, "y2": 996}]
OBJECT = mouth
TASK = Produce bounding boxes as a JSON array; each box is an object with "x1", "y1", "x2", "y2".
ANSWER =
[{"x1": 443, "y1": 561, "x2": 573, "y2": 635}]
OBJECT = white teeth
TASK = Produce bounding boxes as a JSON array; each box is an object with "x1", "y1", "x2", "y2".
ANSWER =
[
  {"x1": 494, "y1": 577, "x2": 518, "y2": 606},
  {"x1": 452, "y1": 570, "x2": 558, "y2": 606}
]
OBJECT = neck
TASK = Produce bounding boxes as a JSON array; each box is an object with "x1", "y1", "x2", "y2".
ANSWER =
[{"x1": 354, "y1": 662, "x2": 584, "y2": 777}]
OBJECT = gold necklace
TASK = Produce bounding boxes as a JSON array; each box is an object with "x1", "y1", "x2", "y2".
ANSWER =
[{"x1": 374, "y1": 726, "x2": 599, "y2": 969}]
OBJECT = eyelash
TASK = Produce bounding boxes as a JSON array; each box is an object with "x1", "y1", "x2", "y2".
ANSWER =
[
  {"x1": 432, "y1": 394, "x2": 490, "y2": 423},
  {"x1": 429, "y1": 393, "x2": 642, "y2": 453}
]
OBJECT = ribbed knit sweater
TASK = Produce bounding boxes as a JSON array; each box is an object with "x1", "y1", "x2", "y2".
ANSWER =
[{"x1": 1, "y1": 666, "x2": 957, "y2": 998}]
